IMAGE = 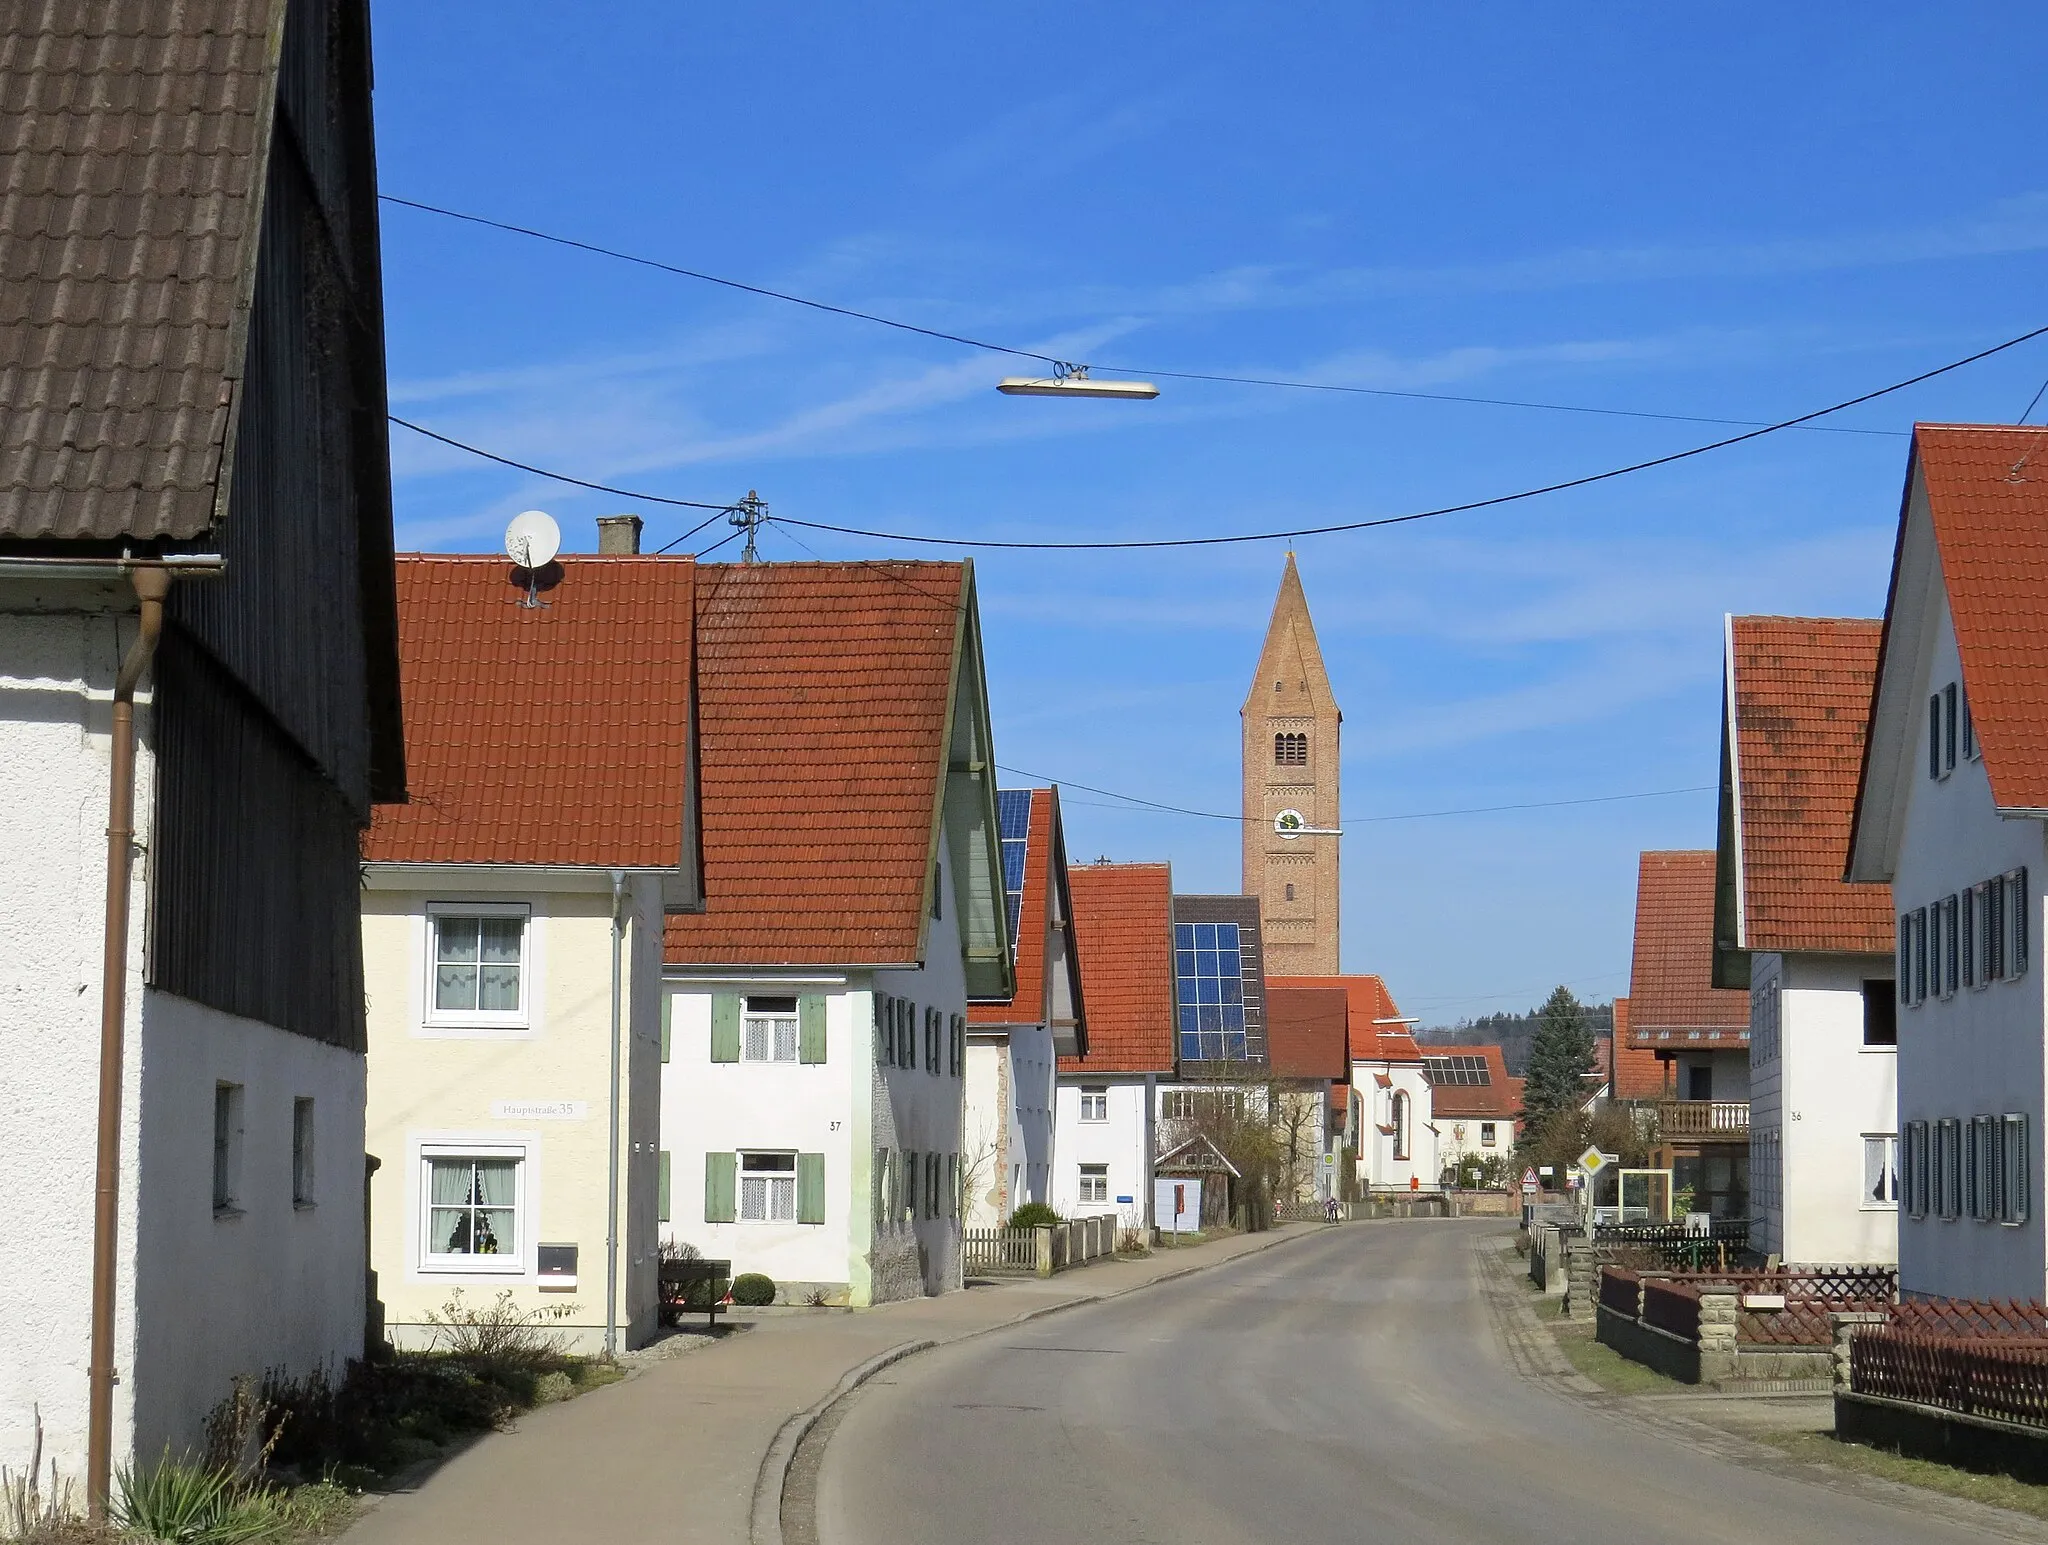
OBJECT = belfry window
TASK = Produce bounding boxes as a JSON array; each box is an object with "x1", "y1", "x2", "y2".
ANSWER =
[{"x1": 1274, "y1": 732, "x2": 1308, "y2": 766}]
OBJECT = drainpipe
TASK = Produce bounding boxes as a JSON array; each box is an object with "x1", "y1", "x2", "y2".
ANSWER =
[
  {"x1": 86, "y1": 566, "x2": 173, "y2": 1517},
  {"x1": 604, "y1": 870, "x2": 626, "y2": 1358}
]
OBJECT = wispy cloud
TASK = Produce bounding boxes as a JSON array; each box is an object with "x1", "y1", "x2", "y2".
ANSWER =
[{"x1": 925, "y1": 89, "x2": 1181, "y2": 188}]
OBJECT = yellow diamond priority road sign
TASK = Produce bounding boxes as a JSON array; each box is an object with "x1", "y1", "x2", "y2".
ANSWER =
[{"x1": 1577, "y1": 1147, "x2": 1611, "y2": 1175}]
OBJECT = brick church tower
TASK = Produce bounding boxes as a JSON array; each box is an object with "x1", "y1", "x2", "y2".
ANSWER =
[{"x1": 1242, "y1": 553, "x2": 1341, "y2": 975}]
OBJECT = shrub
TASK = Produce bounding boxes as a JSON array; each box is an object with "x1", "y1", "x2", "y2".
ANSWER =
[
  {"x1": 730, "y1": 1273, "x2": 776, "y2": 1306},
  {"x1": 418, "y1": 1289, "x2": 577, "y2": 1373},
  {"x1": 1007, "y1": 1202, "x2": 1062, "y2": 1230},
  {"x1": 112, "y1": 1454, "x2": 281, "y2": 1545}
]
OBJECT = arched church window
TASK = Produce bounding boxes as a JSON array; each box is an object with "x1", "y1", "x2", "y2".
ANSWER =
[
  {"x1": 1392, "y1": 1091, "x2": 1410, "y2": 1160},
  {"x1": 1274, "y1": 732, "x2": 1308, "y2": 766}
]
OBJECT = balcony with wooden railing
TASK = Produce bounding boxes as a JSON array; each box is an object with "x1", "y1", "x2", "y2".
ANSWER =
[{"x1": 1657, "y1": 1100, "x2": 1750, "y2": 1140}]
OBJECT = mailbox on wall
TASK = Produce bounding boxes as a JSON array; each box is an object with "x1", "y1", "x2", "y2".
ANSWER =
[{"x1": 538, "y1": 1243, "x2": 578, "y2": 1290}]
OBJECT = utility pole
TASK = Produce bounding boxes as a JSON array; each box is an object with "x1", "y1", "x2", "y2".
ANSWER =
[{"x1": 729, "y1": 490, "x2": 766, "y2": 564}]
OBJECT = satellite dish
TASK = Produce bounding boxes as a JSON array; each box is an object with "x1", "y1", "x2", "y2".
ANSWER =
[{"x1": 504, "y1": 510, "x2": 561, "y2": 571}]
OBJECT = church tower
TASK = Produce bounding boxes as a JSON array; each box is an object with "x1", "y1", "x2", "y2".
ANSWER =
[{"x1": 1242, "y1": 553, "x2": 1341, "y2": 975}]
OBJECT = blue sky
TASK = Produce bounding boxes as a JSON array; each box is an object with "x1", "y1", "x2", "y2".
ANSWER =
[{"x1": 370, "y1": 4, "x2": 2048, "y2": 1022}]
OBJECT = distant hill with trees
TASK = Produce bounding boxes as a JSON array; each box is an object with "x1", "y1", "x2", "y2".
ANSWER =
[{"x1": 1416, "y1": 998, "x2": 1614, "y2": 1080}]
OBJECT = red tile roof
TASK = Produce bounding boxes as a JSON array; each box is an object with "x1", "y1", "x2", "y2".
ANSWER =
[
  {"x1": 1267, "y1": 975, "x2": 1422, "y2": 1064},
  {"x1": 1629, "y1": 852, "x2": 1749, "y2": 1043},
  {"x1": 664, "y1": 562, "x2": 966, "y2": 966},
  {"x1": 1422, "y1": 1043, "x2": 1523, "y2": 1120},
  {"x1": 972, "y1": 786, "x2": 1057, "y2": 1026},
  {"x1": 1264, "y1": 986, "x2": 1350, "y2": 1081},
  {"x1": 1907, "y1": 425, "x2": 2048, "y2": 812},
  {"x1": 364, "y1": 556, "x2": 695, "y2": 869},
  {"x1": 1609, "y1": 997, "x2": 1668, "y2": 1099},
  {"x1": 1727, "y1": 617, "x2": 1894, "y2": 954},
  {"x1": 1059, "y1": 862, "x2": 1175, "y2": 1074}
]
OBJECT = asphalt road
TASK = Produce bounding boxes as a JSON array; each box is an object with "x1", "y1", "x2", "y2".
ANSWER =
[{"x1": 817, "y1": 1221, "x2": 2029, "y2": 1545}]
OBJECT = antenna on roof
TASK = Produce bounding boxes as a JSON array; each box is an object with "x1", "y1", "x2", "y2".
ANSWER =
[
  {"x1": 505, "y1": 510, "x2": 561, "y2": 609},
  {"x1": 728, "y1": 491, "x2": 767, "y2": 564}
]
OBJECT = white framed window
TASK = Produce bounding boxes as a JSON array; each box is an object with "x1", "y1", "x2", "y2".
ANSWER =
[
  {"x1": 1079, "y1": 1164, "x2": 1108, "y2": 1204},
  {"x1": 426, "y1": 904, "x2": 531, "y2": 1028},
  {"x1": 1079, "y1": 1086, "x2": 1108, "y2": 1122},
  {"x1": 743, "y1": 996, "x2": 799, "y2": 1062},
  {"x1": 213, "y1": 1082, "x2": 244, "y2": 1214},
  {"x1": 292, "y1": 1096, "x2": 316, "y2": 1208},
  {"x1": 739, "y1": 1151, "x2": 796, "y2": 1222},
  {"x1": 421, "y1": 1147, "x2": 525, "y2": 1271},
  {"x1": 1480, "y1": 1121, "x2": 1497, "y2": 1148}
]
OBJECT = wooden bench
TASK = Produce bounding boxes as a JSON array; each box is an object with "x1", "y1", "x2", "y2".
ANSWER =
[{"x1": 659, "y1": 1258, "x2": 732, "y2": 1327}]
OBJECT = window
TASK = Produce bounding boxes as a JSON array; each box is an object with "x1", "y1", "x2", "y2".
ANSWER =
[
  {"x1": 1904, "y1": 1121, "x2": 1928, "y2": 1217},
  {"x1": 1284, "y1": 883, "x2": 1295, "y2": 902},
  {"x1": 1965, "y1": 1119, "x2": 1981, "y2": 1219},
  {"x1": 1162, "y1": 1089, "x2": 1244, "y2": 1123},
  {"x1": 423, "y1": 1152, "x2": 521, "y2": 1266},
  {"x1": 1392, "y1": 1091, "x2": 1410, "y2": 1161},
  {"x1": 1752, "y1": 976, "x2": 1781, "y2": 1064},
  {"x1": 2009, "y1": 869, "x2": 2031, "y2": 979},
  {"x1": 1861, "y1": 981, "x2": 1896, "y2": 1048},
  {"x1": 1973, "y1": 1117, "x2": 1999, "y2": 1221},
  {"x1": 292, "y1": 1097, "x2": 316, "y2": 1207},
  {"x1": 1963, "y1": 686, "x2": 1979, "y2": 761},
  {"x1": 1929, "y1": 692, "x2": 1946, "y2": 780},
  {"x1": 1480, "y1": 1121, "x2": 1497, "y2": 1148},
  {"x1": 2004, "y1": 1115, "x2": 2031, "y2": 1225},
  {"x1": 905, "y1": 1149, "x2": 920, "y2": 1220},
  {"x1": 1174, "y1": 920, "x2": 1248, "y2": 1061},
  {"x1": 1863, "y1": 1135, "x2": 1898, "y2": 1209},
  {"x1": 1079, "y1": 1164, "x2": 1108, "y2": 1204},
  {"x1": 743, "y1": 996, "x2": 799, "y2": 1062},
  {"x1": 1937, "y1": 1119, "x2": 1962, "y2": 1219},
  {"x1": 1988, "y1": 879, "x2": 2006, "y2": 981},
  {"x1": 1963, "y1": 888, "x2": 1977, "y2": 987},
  {"x1": 212, "y1": 1082, "x2": 243, "y2": 1213},
  {"x1": 1944, "y1": 683, "x2": 1959, "y2": 774},
  {"x1": 1913, "y1": 907, "x2": 1928, "y2": 1004},
  {"x1": 1274, "y1": 732, "x2": 1308, "y2": 766},
  {"x1": 739, "y1": 1152, "x2": 796, "y2": 1222},
  {"x1": 932, "y1": 859, "x2": 943, "y2": 921},
  {"x1": 431, "y1": 909, "x2": 527, "y2": 1020},
  {"x1": 1079, "y1": 1087, "x2": 1108, "y2": 1122},
  {"x1": 925, "y1": 1007, "x2": 939, "y2": 1074},
  {"x1": 925, "y1": 1153, "x2": 940, "y2": 1219},
  {"x1": 1897, "y1": 918, "x2": 1911, "y2": 1006}
]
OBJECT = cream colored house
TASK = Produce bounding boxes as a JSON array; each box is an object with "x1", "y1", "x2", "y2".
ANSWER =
[{"x1": 362, "y1": 549, "x2": 700, "y2": 1353}]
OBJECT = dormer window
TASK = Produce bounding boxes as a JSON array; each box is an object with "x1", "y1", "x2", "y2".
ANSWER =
[{"x1": 1274, "y1": 732, "x2": 1308, "y2": 766}]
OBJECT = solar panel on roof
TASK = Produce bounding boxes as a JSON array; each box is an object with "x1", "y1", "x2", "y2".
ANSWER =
[
  {"x1": 1174, "y1": 919, "x2": 1249, "y2": 1062},
  {"x1": 996, "y1": 789, "x2": 1032, "y2": 950},
  {"x1": 1423, "y1": 1054, "x2": 1491, "y2": 1087}
]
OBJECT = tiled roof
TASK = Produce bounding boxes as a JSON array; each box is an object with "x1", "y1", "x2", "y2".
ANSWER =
[
  {"x1": 1, "y1": 1, "x2": 279, "y2": 541},
  {"x1": 1267, "y1": 974, "x2": 1422, "y2": 1064},
  {"x1": 1727, "y1": 617, "x2": 1894, "y2": 953},
  {"x1": 1059, "y1": 862, "x2": 1175, "y2": 1075},
  {"x1": 665, "y1": 562, "x2": 966, "y2": 966},
  {"x1": 1423, "y1": 1044, "x2": 1523, "y2": 1120},
  {"x1": 364, "y1": 557, "x2": 695, "y2": 869},
  {"x1": 971, "y1": 787, "x2": 1054, "y2": 1026},
  {"x1": 1608, "y1": 997, "x2": 1667, "y2": 1099},
  {"x1": 1911, "y1": 425, "x2": 2048, "y2": 812},
  {"x1": 1264, "y1": 986, "x2": 1349, "y2": 1080},
  {"x1": 1629, "y1": 852, "x2": 1749, "y2": 1043}
]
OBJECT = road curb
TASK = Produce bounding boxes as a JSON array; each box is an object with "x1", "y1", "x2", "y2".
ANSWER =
[{"x1": 753, "y1": 1223, "x2": 1332, "y2": 1545}]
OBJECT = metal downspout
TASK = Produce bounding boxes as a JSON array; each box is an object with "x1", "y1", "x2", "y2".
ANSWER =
[
  {"x1": 605, "y1": 870, "x2": 625, "y2": 1357},
  {"x1": 87, "y1": 566, "x2": 172, "y2": 1516}
]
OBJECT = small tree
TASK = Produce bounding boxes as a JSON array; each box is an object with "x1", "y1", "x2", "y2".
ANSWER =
[{"x1": 1521, "y1": 985, "x2": 1596, "y2": 1125}]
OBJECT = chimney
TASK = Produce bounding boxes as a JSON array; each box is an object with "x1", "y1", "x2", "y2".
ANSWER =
[{"x1": 596, "y1": 514, "x2": 643, "y2": 555}]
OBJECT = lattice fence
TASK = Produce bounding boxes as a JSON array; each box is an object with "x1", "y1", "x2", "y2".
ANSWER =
[
  {"x1": 1853, "y1": 1329, "x2": 2048, "y2": 1428},
  {"x1": 1888, "y1": 1298, "x2": 2048, "y2": 1340}
]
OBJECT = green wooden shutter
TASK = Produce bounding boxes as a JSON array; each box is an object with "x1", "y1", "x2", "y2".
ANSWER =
[
  {"x1": 704, "y1": 1151, "x2": 737, "y2": 1222},
  {"x1": 710, "y1": 993, "x2": 741, "y2": 1062},
  {"x1": 797, "y1": 1153, "x2": 826, "y2": 1224},
  {"x1": 658, "y1": 1151, "x2": 671, "y2": 1221},
  {"x1": 660, "y1": 992, "x2": 672, "y2": 1064},
  {"x1": 799, "y1": 994, "x2": 827, "y2": 1063}
]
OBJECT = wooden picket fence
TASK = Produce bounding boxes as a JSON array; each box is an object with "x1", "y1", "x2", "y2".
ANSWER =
[
  {"x1": 962, "y1": 1227, "x2": 1037, "y2": 1275},
  {"x1": 1853, "y1": 1329, "x2": 2048, "y2": 1429}
]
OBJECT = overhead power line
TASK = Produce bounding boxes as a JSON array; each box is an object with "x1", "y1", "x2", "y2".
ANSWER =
[
  {"x1": 768, "y1": 320, "x2": 2048, "y2": 551},
  {"x1": 382, "y1": 192, "x2": 1902, "y2": 437},
  {"x1": 389, "y1": 415, "x2": 739, "y2": 511}
]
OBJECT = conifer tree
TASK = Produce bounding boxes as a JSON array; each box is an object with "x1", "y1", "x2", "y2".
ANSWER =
[{"x1": 1521, "y1": 985, "x2": 1596, "y2": 1124}]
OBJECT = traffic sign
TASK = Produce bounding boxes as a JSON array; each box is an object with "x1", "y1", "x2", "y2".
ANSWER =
[
  {"x1": 1520, "y1": 1166, "x2": 1539, "y2": 1193},
  {"x1": 1578, "y1": 1147, "x2": 1612, "y2": 1175}
]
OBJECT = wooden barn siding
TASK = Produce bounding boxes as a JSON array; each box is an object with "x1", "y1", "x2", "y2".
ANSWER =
[
  {"x1": 149, "y1": 630, "x2": 367, "y2": 1053},
  {"x1": 172, "y1": 0, "x2": 388, "y2": 818}
]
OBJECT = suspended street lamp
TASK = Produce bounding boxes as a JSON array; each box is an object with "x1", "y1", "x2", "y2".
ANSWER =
[{"x1": 997, "y1": 362, "x2": 1159, "y2": 400}]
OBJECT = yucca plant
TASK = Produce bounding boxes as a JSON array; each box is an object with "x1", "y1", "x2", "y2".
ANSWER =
[{"x1": 111, "y1": 1454, "x2": 281, "y2": 1545}]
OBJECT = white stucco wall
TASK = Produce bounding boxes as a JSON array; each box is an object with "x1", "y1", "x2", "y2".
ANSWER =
[
  {"x1": 363, "y1": 872, "x2": 666, "y2": 1354},
  {"x1": 1891, "y1": 589, "x2": 2048, "y2": 1300},
  {"x1": 1052, "y1": 1077, "x2": 1152, "y2": 1224},
  {"x1": 963, "y1": 1019, "x2": 1058, "y2": 1228},
  {"x1": 1352, "y1": 1061, "x2": 1438, "y2": 1190},
  {"x1": 1750, "y1": 952, "x2": 1897, "y2": 1265},
  {"x1": 1011, "y1": 1019, "x2": 1056, "y2": 1209},
  {"x1": 3, "y1": 605, "x2": 368, "y2": 1473}
]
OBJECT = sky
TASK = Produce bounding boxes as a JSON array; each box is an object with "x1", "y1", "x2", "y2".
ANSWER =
[{"x1": 368, "y1": 4, "x2": 2048, "y2": 1023}]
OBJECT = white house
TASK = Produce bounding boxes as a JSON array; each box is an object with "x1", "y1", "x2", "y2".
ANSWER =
[
  {"x1": 361, "y1": 548, "x2": 697, "y2": 1354},
  {"x1": 964, "y1": 787, "x2": 1086, "y2": 1226},
  {"x1": 1847, "y1": 424, "x2": 2048, "y2": 1301},
  {"x1": 1053, "y1": 863, "x2": 1178, "y2": 1227},
  {"x1": 0, "y1": 0, "x2": 402, "y2": 1486},
  {"x1": 1261, "y1": 984, "x2": 1353, "y2": 1204},
  {"x1": 661, "y1": 561, "x2": 1012, "y2": 1305},
  {"x1": 1271, "y1": 975, "x2": 1436, "y2": 1191},
  {"x1": 1714, "y1": 615, "x2": 1898, "y2": 1265},
  {"x1": 1424, "y1": 1045, "x2": 1522, "y2": 1182}
]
